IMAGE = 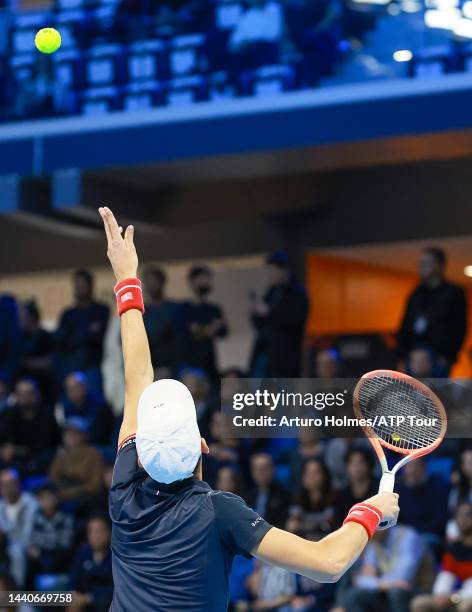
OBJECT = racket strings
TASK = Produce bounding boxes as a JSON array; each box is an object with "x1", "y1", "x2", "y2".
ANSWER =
[{"x1": 357, "y1": 375, "x2": 443, "y2": 450}]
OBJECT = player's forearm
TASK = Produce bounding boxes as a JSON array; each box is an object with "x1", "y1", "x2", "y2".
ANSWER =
[
  {"x1": 254, "y1": 523, "x2": 368, "y2": 584},
  {"x1": 121, "y1": 309, "x2": 154, "y2": 387},
  {"x1": 313, "y1": 523, "x2": 369, "y2": 580}
]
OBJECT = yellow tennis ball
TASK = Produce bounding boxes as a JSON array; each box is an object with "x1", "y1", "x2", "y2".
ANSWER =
[
  {"x1": 35, "y1": 28, "x2": 62, "y2": 54},
  {"x1": 392, "y1": 432, "x2": 401, "y2": 442}
]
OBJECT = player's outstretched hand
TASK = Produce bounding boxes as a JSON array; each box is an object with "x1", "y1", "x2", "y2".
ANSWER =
[
  {"x1": 98, "y1": 206, "x2": 138, "y2": 282},
  {"x1": 364, "y1": 491, "x2": 400, "y2": 528}
]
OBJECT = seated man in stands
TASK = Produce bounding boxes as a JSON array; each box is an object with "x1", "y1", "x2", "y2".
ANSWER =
[
  {"x1": 0, "y1": 377, "x2": 59, "y2": 476},
  {"x1": 246, "y1": 453, "x2": 289, "y2": 529},
  {"x1": 411, "y1": 501, "x2": 472, "y2": 612},
  {"x1": 27, "y1": 484, "x2": 74, "y2": 586},
  {"x1": 58, "y1": 372, "x2": 114, "y2": 445},
  {"x1": 396, "y1": 458, "x2": 449, "y2": 556},
  {"x1": 69, "y1": 515, "x2": 113, "y2": 612},
  {"x1": 48, "y1": 418, "x2": 105, "y2": 514},
  {"x1": 0, "y1": 469, "x2": 38, "y2": 588},
  {"x1": 343, "y1": 525, "x2": 425, "y2": 612}
]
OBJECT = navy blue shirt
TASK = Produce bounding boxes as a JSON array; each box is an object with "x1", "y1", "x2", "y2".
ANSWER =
[{"x1": 109, "y1": 439, "x2": 272, "y2": 612}]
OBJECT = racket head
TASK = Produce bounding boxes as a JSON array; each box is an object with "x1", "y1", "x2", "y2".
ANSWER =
[{"x1": 353, "y1": 369, "x2": 447, "y2": 458}]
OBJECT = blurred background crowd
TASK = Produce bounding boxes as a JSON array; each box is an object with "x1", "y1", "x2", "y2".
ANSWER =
[{"x1": 0, "y1": 244, "x2": 471, "y2": 611}]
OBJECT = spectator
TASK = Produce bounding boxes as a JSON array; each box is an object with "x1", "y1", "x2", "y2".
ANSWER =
[
  {"x1": 407, "y1": 347, "x2": 436, "y2": 378},
  {"x1": 448, "y1": 448, "x2": 472, "y2": 541},
  {"x1": 334, "y1": 447, "x2": 377, "y2": 527},
  {"x1": 204, "y1": 411, "x2": 244, "y2": 487},
  {"x1": 315, "y1": 348, "x2": 342, "y2": 379},
  {"x1": 215, "y1": 466, "x2": 245, "y2": 496},
  {"x1": 451, "y1": 448, "x2": 472, "y2": 506},
  {"x1": 246, "y1": 453, "x2": 289, "y2": 528},
  {"x1": 283, "y1": 429, "x2": 325, "y2": 491},
  {"x1": 55, "y1": 269, "x2": 109, "y2": 394},
  {"x1": 229, "y1": 0, "x2": 284, "y2": 69},
  {"x1": 397, "y1": 247, "x2": 467, "y2": 375},
  {"x1": 27, "y1": 484, "x2": 74, "y2": 583},
  {"x1": 344, "y1": 525, "x2": 425, "y2": 612},
  {"x1": 57, "y1": 372, "x2": 114, "y2": 445},
  {"x1": 0, "y1": 469, "x2": 38, "y2": 587},
  {"x1": 49, "y1": 418, "x2": 105, "y2": 513},
  {"x1": 396, "y1": 458, "x2": 449, "y2": 553},
  {"x1": 69, "y1": 515, "x2": 113, "y2": 612},
  {"x1": 180, "y1": 367, "x2": 216, "y2": 436},
  {"x1": 180, "y1": 265, "x2": 228, "y2": 379},
  {"x1": 411, "y1": 501, "x2": 472, "y2": 612},
  {"x1": 0, "y1": 377, "x2": 59, "y2": 476},
  {"x1": 18, "y1": 300, "x2": 55, "y2": 403},
  {"x1": 0, "y1": 294, "x2": 20, "y2": 383},
  {"x1": 288, "y1": 458, "x2": 336, "y2": 540},
  {"x1": 249, "y1": 250, "x2": 309, "y2": 378},
  {"x1": 247, "y1": 560, "x2": 297, "y2": 611},
  {"x1": 143, "y1": 267, "x2": 181, "y2": 376}
]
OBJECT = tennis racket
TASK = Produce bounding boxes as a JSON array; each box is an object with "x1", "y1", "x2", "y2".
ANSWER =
[{"x1": 353, "y1": 369, "x2": 447, "y2": 529}]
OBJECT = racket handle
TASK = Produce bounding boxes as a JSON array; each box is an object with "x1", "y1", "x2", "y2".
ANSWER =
[
  {"x1": 378, "y1": 471, "x2": 396, "y2": 530},
  {"x1": 379, "y1": 471, "x2": 395, "y2": 493}
]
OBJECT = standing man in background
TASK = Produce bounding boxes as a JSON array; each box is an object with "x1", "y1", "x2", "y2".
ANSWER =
[
  {"x1": 55, "y1": 269, "x2": 109, "y2": 394},
  {"x1": 397, "y1": 247, "x2": 467, "y2": 376},
  {"x1": 142, "y1": 267, "x2": 180, "y2": 377},
  {"x1": 180, "y1": 265, "x2": 228, "y2": 380},
  {"x1": 250, "y1": 251, "x2": 308, "y2": 378}
]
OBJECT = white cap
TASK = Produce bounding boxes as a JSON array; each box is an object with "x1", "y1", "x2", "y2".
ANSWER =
[{"x1": 136, "y1": 379, "x2": 202, "y2": 484}]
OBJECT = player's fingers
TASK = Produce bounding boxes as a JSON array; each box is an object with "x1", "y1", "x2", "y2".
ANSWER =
[
  {"x1": 103, "y1": 206, "x2": 122, "y2": 241},
  {"x1": 98, "y1": 207, "x2": 112, "y2": 246},
  {"x1": 124, "y1": 225, "x2": 134, "y2": 245}
]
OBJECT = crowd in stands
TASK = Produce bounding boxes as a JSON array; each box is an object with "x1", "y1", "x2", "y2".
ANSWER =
[
  {"x1": 0, "y1": 0, "x2": 383, "y2": 121},
  {"x1": 0, "y1": 245, "x2": 470, "y2": 610}
]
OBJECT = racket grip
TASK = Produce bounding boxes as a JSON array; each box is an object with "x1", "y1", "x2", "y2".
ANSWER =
[
  {"x1": 379, "y1": 471, "x2": 395, "y2": 493},
  {"x1": 378, "y1": 472, "x2": 396, "y2": 530}
]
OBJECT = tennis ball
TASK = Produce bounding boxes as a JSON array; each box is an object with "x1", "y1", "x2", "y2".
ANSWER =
[
  {"x1": 35, "y1": 28, "x2": 62, "y2": 54},
  {"x1": 391, "y1": 432, "x2": 401, "y2": 442}
]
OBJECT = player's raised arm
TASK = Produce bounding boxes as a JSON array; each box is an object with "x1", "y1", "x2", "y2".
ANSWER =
[{"x1": 98, "y1": 206, "x2": 154, "y2": 448}]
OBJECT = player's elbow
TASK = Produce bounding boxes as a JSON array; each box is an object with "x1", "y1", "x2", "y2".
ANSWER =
[
  {"x1": 315, "y1": 560, "x2": 345, "y2": 583},
  {"x1": 308, "y1": 543, "x2": 349, "y2": 583}
]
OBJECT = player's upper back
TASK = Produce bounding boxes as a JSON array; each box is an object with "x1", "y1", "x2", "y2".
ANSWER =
[{"x1": 109, "y1": 439, "x2": 271, "y2": 612}]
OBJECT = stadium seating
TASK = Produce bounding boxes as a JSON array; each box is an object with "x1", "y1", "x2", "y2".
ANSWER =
[{"x1": 3, "y1": 1, "x2": 472, "y2": 121}]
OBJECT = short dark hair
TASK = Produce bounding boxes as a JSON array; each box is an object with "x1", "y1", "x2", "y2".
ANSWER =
[
  {"x1": 344, "y1": 446, "x2": 375, "y2": 470},
  {"x1": 35, "y1": 483, "x2": 58, "y2": 497},
  {"x1": 144, "y1": 267, "x2": 167, "y2": 285},
  {"x1": 188, "y1": 265, "x2": 212, "y2": 282},
  {"x1": 423, "y1": 247, "x2": 446, "y2": 267},
  {"x1": 74, "y1": 268, "x2": 93, "y2": 286}
]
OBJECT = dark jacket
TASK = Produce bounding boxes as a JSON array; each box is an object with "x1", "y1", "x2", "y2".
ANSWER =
[
  {"x1": 251, "y1": 282, "x2": 309, "y2": 378},
  {"x1": 55, "y1": 301, "x2": 110, "y2": 375},
  {"x1": 70, "y1": 544, "x2": 113, "y2": 612},
  {"x1": 245, "y1": 481, "x2": 290, "y2": 529},
  {"x1": 180, "y1": 301, "x2": 228, "y2": 378},
  {"x1": 398, "y1": 280, "x2": 467, "y2": 363}
]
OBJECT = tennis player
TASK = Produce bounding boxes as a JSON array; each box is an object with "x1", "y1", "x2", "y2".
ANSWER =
[{"x1": 98, "y1": 207, "x2": 400, "y2": 612}]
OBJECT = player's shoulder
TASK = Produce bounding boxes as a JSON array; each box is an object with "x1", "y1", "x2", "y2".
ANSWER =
[{"x1": 208, "y1": 489, "x2": 250, "y2": 515}]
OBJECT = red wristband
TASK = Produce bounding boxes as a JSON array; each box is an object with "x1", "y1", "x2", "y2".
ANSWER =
[
  {"x1": 114, "y1": 278, "x2": 144, "y2": 316},
  {"x1": 343, "y1": 502, "x2": 381, "y2": 539}
]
